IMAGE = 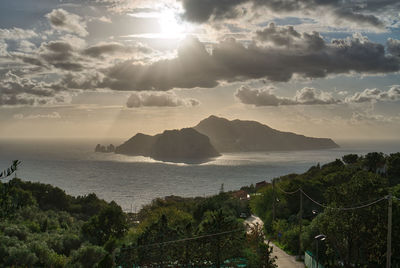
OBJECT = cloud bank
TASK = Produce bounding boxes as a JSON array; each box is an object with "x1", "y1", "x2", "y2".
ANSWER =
[
  {"x1": 180, "y1": 0, "x2": 395, "y2": 29},
  {"x1": 236, "y1": 85, "x2": 400, "y2": 107},
  {"x1": 235, "y1": 86, "x2": 339, "y2": 106},
  {"x1": 345, "y1": 86, "x2": 400, "y2": 103},
  {"x1": 96, "y1": 33, "x2": 399, "y2": 91},
  {"x1": 126, "y1": 91, "x2": 200, "y2": 108}
]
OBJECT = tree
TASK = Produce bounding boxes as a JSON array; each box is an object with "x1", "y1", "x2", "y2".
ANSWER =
[
  {"x1": 67, "y1": 245, "x2": 106, "y2": 268},
  {"x1": 318, "y1": 171, "x2": 388, "y2": 267},
  {"x1": 82, "y1": 201, "x2": 127, "y2": 245},
  {"x1": 387, "y1": 153, "x2": 400, "y2": 186},
  {"x1": 342, "y1": 154, "x2": 358, "y2": 165},
  {"x1": 135, "y1": 214, "x2": 180, "y2": 265},
  {"x1": 198, "y1": 209, "x2": 244, "y2": 267},
  {"x1": 363, "y1": 152, "x2": 385, "y2": 173},
  {"x1": 245, "y1": 222, "x2": 277, "y2": 267}
]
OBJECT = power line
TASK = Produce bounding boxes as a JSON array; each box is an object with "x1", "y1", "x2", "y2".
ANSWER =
[
  {"x1": 120, "y1": 228, "x2": 244, "y2": 251},
  {"x1": 274, "y1": 183, "x2": 300, "y2": 195},
  {"x1": 272, "y1": 180, "x2": 397, "y2": 267},
  {"x1": 274, "y1": 183, "x2": 394, "y2": 210},
  {"x1": 301, "y1": 190, "x2": 388, "y2": 211}
]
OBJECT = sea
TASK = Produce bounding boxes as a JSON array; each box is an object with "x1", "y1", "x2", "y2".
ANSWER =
[{"x1": 1, "y1": 138, "x2": 399, "y2": 212}]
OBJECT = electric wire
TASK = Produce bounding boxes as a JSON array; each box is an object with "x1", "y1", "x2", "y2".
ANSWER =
[
  {"x1": 300, "y1": 189, "x2": 388, "y2": 210},
  {"x1": 120, "y1": 228, "x2": 244, "y2": 251},
  {"x1": 274, "y1": 183, "x2": 300, "y2": 195},
  {"x1": 274, "y1": 183, "x2": 395, "y2": 210}
]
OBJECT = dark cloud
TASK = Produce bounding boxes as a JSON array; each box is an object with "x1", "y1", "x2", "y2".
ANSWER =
[
  {"x1": 39, "y1": 40, "x2": 84, "y2": 71},
  {"x1": 12, "y1": 40, "x2": 85, "y2": 71},
  {"x1": 333, "y1": 9, "x2": 385, "y2": 28},
  {"x1": 82, "y1": 42, "x2": 152, "y2": 58},
  {"x1": 181, "y1": 0, "x2": 247, "y2": 23},
  {"x1": 13, "y1": 54, "x2": 46, "y2": 67},
  {"x1": 45, "y1": 9, "x2": 88, "y2": 37},
  {"x1": 387, "y1": 39, "x2": 400, "y2": 57},
  {"x1": 235, "y1": 85, "x2": 339, "y2": 106},
  {"x1": 99, "y1": 37, "x2": 219, "y2": 90},
  {"x1": 12, "y1": 39, "x2": 152, "y2": 72},
  {"x1": 55, "y1": 71, "x2": 104, "y2": 90},
  {"x1": 255, "y1": 23, "x2": 325, "y2": 51},
  {"x1": 92, "y1": 34, "x2": 399, "y2": 91},
  {"x1": 181, "y1": 0, "x2": 385, "y2": 28},
  {"x1": 0, "y1": 72, "x2": 55, "y2": 97},
  {"x1": 0, "y1": 72, "x2": 68, "y2": 106},
  {"x1": 5, "y1": 29, "x2": 400, "y2": 95},
  {"x1": 126, "y1": 91, "x2": 200, "y2": 108},
  {"x1": 256, "y1": 23, "x2": 300, "y2": 44},
  {"x1": 358, "y1": 0, "x2": 400, "y2": 13}
]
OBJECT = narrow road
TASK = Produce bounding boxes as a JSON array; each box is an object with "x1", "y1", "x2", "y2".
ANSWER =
[
  {"x1": 269, "y1": 242, "x2": 305, "y2": 268},
  {"x1": 245, "y1": 215, "x2": 305, "y2": 268}
]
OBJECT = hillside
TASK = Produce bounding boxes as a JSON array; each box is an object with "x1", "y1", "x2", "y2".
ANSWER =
[
  {"x1": 115, "y1": 128, "x2": 220, "y2": 163},
  {"x1": 194, "y1": 115, "x2": 339, "y2": 152}
]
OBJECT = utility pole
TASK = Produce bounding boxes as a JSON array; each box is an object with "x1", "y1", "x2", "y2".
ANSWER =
[
  {"x1": 216, "y1": 235, "x2": 221, "y2": 268},
  {"x1": 386, "y1": 194, "x2": 392, "y2": 268},
  {"x1": 298, "y1": 189, "x2": 303, "y2": 258},
  {"x1": 272, "y1": 179, "x2": 276, "y2": 221},
  {"x1": 316, "y1": 240, "x2": 319, "y2": 268}
]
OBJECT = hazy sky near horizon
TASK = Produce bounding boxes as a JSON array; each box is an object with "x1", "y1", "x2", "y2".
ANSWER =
[{"x1": 0, "y1": 0, "x2": 400, "y2": 141}]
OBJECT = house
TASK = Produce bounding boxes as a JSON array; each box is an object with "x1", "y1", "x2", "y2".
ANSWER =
[
  {"x1": 255, "y1": 180, "x2": 269, "y2": 190},
  {"x1": 232, "y1": 190, "x2": 250, "y2": 200}
]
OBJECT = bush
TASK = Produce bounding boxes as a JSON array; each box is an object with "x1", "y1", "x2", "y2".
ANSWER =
[
  {"x1": 67, "y1": 245, "x2": 107, "y2": 268},
  {"x1": 4, "y1": 225, "x2": 28, "y2": 241},
  {"x1": 5, "y1": 245, "x2": 38, "y2": 267}
]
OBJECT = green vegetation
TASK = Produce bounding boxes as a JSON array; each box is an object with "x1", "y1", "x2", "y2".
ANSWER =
[
  {"x1": 250, "y1": 152, "x2": 400, "y2": 267},
  {"x1": 5, "y1": 151, "x2": 396, "y2": 267},
  {"x1": 0, "y1": 176, "x2": 276, "y2": 267},
  {"x1": 0, "y1": 178, "x2": 125, "y2": 267},
  {"x1": 117, "y1": 193, "x2": 276, "y2": 266}
]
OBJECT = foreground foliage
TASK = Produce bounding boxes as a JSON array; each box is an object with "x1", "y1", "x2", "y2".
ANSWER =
[
  {"x1": 0, "y1": 177, "x2": 276, "y2": 267},
  {"x1": 0, "y1": 178, "x2": 126, "y2": 267},
  {"x1": 116, "y1": 192, "x2": 276, "y2": 267},
  {"x1": 250, "y1": 152, "x2": 400, "y2": 267}
]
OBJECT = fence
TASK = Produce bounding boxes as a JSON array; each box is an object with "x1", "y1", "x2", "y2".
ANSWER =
[{"x1": 305, "y1": 251, "x2": 324, "y2": 268}]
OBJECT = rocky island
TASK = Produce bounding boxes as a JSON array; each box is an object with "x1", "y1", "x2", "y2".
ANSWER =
[
  {"x1": 115, "y1": 128, "x2": 220, "y2": 163},
  {"x1": 107, "y1": 115, "x2": 338, "y2": 164},
  {"x1": 194, "y1": 115, "x2": 339, "y2": 152}
]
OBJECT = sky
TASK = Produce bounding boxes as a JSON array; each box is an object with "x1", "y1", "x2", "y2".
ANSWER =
[{"x1": 0, "y1": 0, "x2": 400, "y2": 141}]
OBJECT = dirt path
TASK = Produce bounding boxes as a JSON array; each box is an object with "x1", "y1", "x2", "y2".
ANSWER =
[
  {"x1": 245, "y1": 215, "x2": 305, "y2": 268},
  {"x1": 269, "y1": 241, "x2": 305, "y2": 268}
]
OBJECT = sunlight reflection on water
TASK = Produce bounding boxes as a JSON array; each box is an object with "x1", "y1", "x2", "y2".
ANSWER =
[{"x1": 1, "y1": 139, "x2": 399, "y2": 211}]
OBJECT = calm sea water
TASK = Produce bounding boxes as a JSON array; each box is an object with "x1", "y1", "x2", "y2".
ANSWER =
[{"x1": 1, "y1": 139, "x2": 399, "y2": 211}]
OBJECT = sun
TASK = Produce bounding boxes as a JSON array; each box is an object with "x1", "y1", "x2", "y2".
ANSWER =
[{"x1": 158, "y1": 10, "x2": 187, "y2": 39}]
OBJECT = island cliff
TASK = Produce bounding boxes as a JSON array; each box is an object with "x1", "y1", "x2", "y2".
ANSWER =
[
  {"x1": 194, "y1": 115, "x2": 339, "y2": 152},
  {"x1": 115, "y1": 128, "x2": 220, "y2": 163},
  {"x1": 113, "y1": 115, "x2": 338, "y2": 163}
]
